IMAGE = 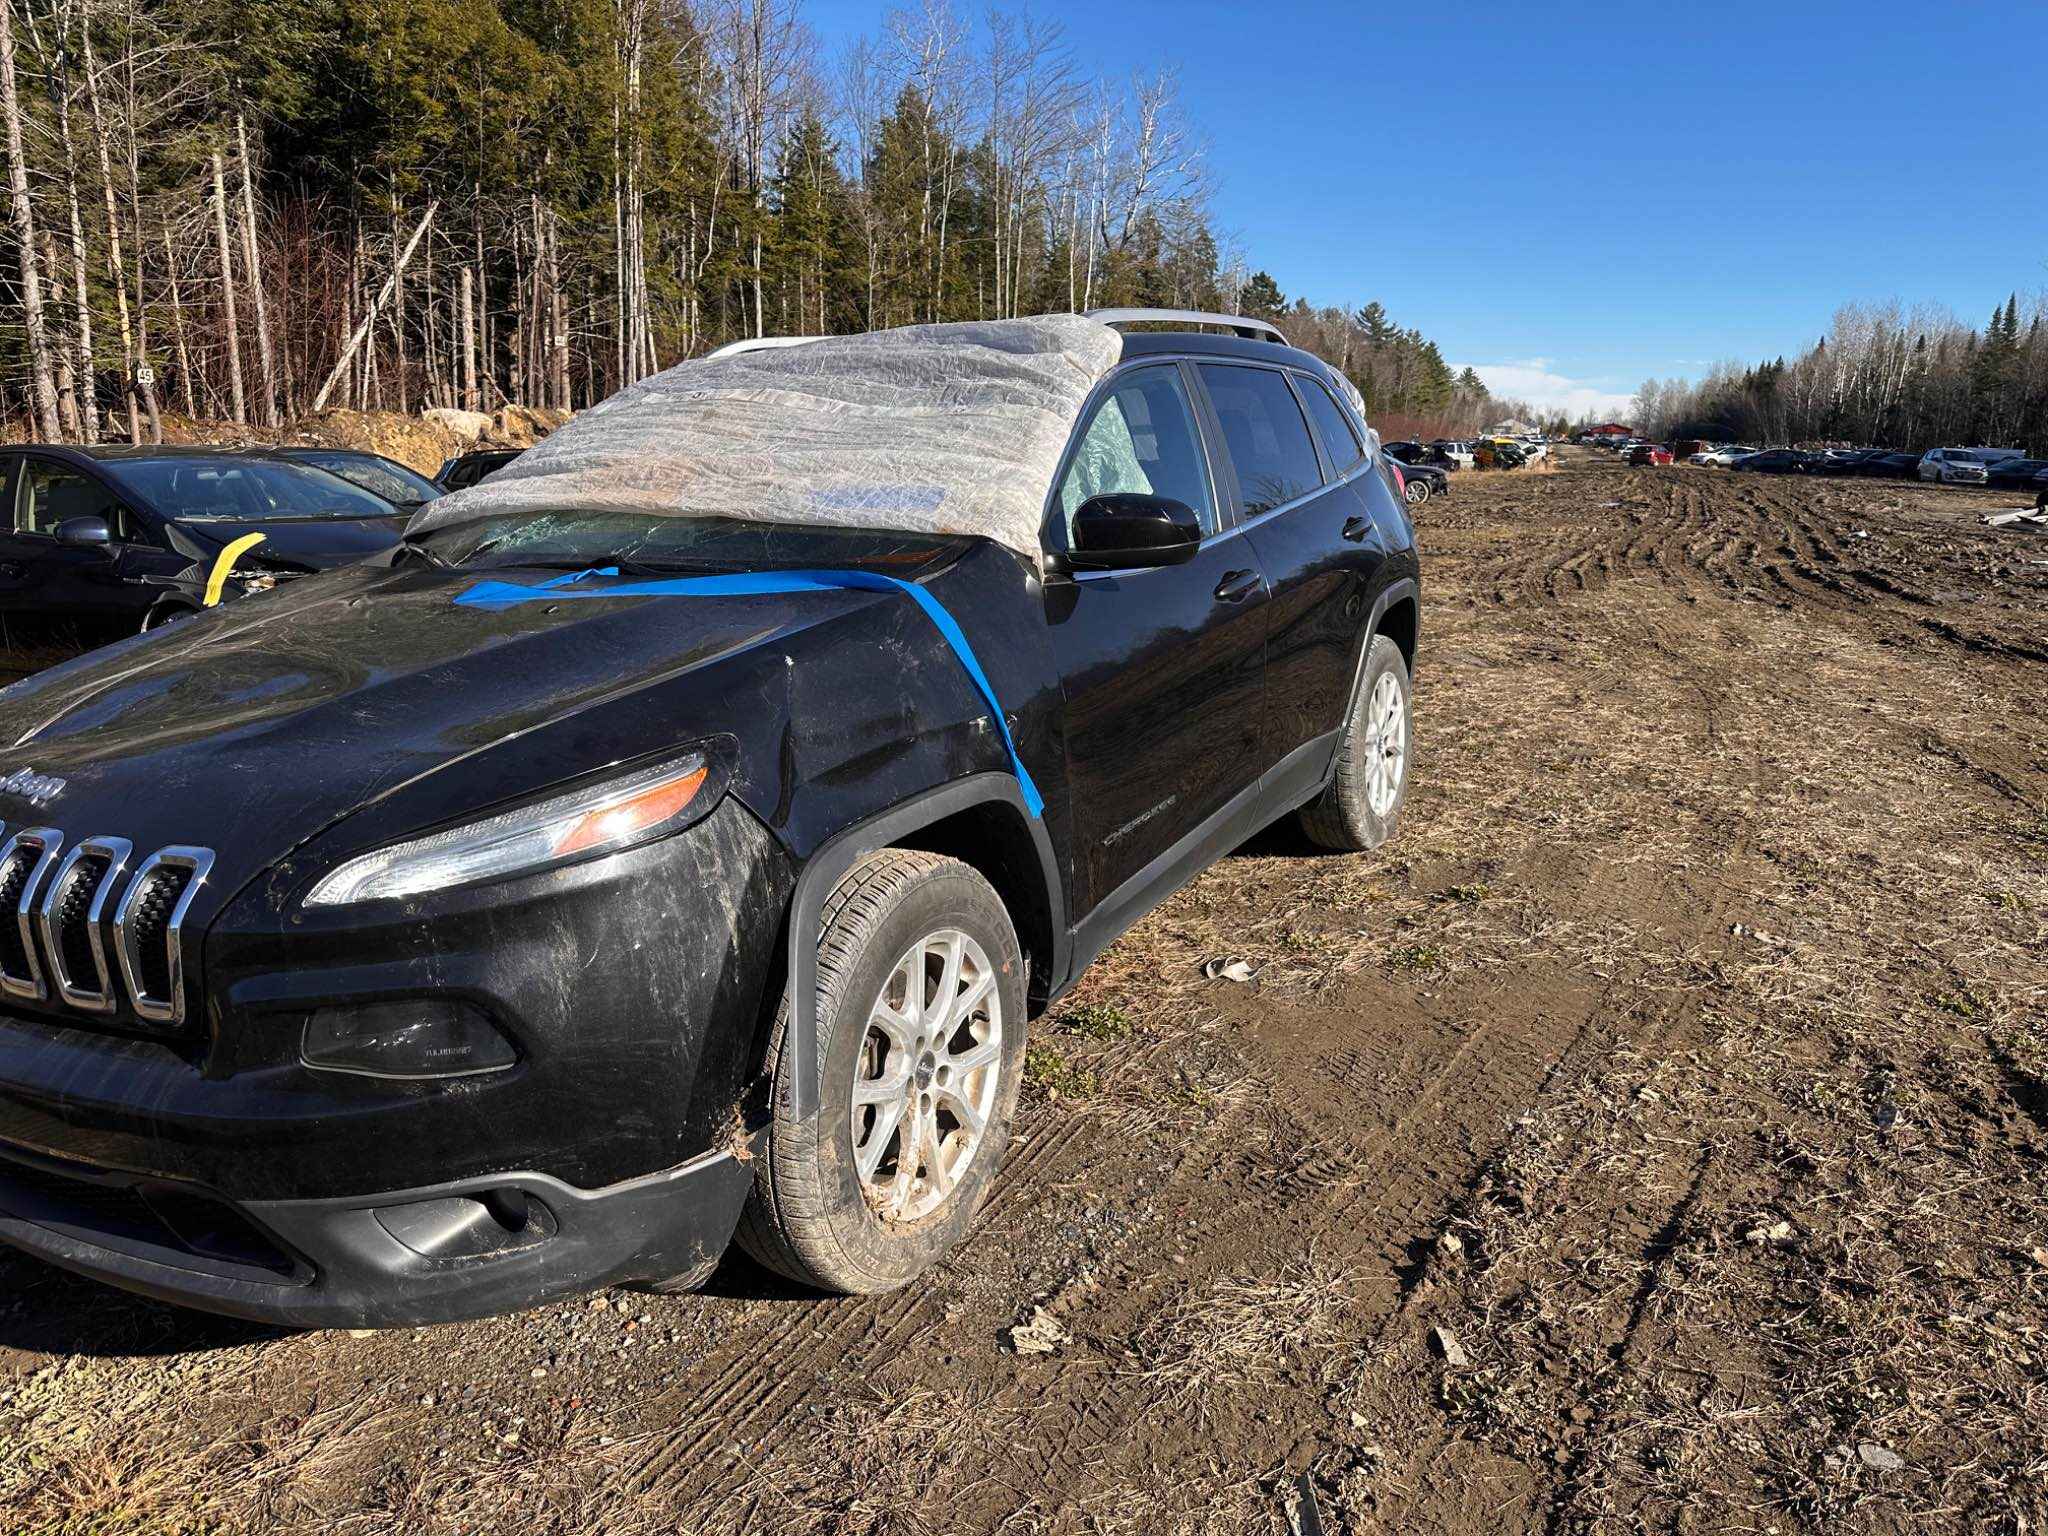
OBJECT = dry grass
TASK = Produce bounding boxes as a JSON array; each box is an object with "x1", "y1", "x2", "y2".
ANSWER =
[{"x1": 1130, "y1": 1257, "x2": 1356, "y2": 1408}]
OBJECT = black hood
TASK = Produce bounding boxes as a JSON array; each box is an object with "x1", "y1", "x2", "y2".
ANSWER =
[
  {"x1": 0, "y1": 558, "x2": 915, "y2": 893},
  {"x1": 168, "y1": 514, "x2": 409, "y2": 571}
]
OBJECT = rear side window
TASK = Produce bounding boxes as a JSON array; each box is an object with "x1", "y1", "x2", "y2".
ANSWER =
[
  {"x1": 1297, "y1": 377, "x2": 1365, "y2": 473},
  {"x1": 1196, "y1": 364, "x2": 1323, "y2": 516},
  {"x1": 1054, "y1": 365, "x2": 1218, "y2": 542}
]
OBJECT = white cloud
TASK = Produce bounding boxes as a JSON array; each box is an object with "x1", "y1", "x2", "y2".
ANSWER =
[{"x1": 1454, "y1": 359, "x2": 1637, "y2": 420}]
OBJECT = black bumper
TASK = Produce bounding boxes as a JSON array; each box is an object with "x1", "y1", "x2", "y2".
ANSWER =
[{"x1": 0, "y1": 1135, "x2": 753, "y2": 1327}]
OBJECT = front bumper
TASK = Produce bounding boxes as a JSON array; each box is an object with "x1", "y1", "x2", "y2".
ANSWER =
[
  {"x1": 0, "y1": 796, "x2": 793, "y2": 1323},
  {"x1": 0, "y1": 1134, "x2": 752, "y2": 1327}
]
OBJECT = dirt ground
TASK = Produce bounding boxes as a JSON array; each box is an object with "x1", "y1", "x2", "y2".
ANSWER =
[{"x1": 3, "y1": 450, "x2": 2045, "y2": 1535}]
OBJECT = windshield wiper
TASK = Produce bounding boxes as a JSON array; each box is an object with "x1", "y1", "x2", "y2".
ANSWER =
[{"x1": 394, "y1": 535, "x2": 451, "y2": 569}]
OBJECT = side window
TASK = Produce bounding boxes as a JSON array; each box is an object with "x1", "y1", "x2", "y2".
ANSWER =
[
  {"x1": 1195, "y1": 364, "x2": 1324, "y2": 516},
  {"x1": 1053, "y1": 365, "x2": 1218, "y2": 543},
  {"x1": 1297, "y1": 376, "x2": 1365, "y2": 473},
  {"x1": 17, "y1": 460, "x2": 131, "y2": 539}
]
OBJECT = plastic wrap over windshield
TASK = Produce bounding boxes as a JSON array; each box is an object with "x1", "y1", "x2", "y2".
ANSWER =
[{"x1": 409, "y1": 316, "x2": 1125, "y2": 564}]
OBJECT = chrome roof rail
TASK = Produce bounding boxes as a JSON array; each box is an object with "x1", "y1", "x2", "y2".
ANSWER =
[{"x1": 1083, "y1": 308, "x2": 1288, "y2": 346}]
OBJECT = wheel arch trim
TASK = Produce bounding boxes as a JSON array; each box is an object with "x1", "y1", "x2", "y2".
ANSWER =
[{"x1": 781, "y1": 774, "x2": 1065, "y2": 1120}]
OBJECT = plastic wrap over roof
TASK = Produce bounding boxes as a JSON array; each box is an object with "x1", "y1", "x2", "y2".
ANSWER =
[{"x1": 410, "y1": 316, "x2": 1126, "y2": 563}]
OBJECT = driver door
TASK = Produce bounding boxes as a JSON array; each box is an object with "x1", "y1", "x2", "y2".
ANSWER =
[{"x1": 1042, "y1": 361, "x2": 1271, "y2": 953}]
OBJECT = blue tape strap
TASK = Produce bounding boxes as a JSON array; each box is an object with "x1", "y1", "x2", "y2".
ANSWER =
[{"x1": 455, "y1": 567, "x2": 1045, "y2": 818}]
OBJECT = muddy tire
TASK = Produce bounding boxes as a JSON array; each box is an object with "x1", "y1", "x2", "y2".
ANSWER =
[
  {"x1": 735, "y1": 848, "x2": 1027, "y2": 1294},
  {"x1": 1298, "y1": 634, "x2": 1412, "y2": 852}
]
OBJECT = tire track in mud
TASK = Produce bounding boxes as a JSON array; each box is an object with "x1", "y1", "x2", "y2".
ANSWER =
[
  {"x1": 625, "y1": 1026, "x2": 1264, "y2": 1503},
  {"x1": 1472, "y1": 464, "x2": 1898, "y2": 619}
]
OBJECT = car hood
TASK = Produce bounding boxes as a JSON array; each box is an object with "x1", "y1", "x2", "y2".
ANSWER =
[
  {"x1": 0, "y1": 558, "x2": 911, "y2": 887},
  {"x1": 168, "y1": 514, "x2": 409, "y2": 570}
]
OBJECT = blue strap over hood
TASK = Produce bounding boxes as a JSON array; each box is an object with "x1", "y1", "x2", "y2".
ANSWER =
[{"x1": 455, "y1": 567, "x2": 1045, "y2": 818}]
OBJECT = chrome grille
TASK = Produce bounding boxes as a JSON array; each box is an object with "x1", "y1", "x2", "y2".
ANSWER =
[
  {"x1": 0, "y1": 829, "x2": 214, "y2": 1027},
  {"x1": 36, "y1": 836, "x2": 133, "y2": 1012},
  {"x1": 0, "y1": 829, "x2": 63, "y2": 1002},
  {"x1": 113, "y1": 847, "x2": 216, "y2": 1027}
]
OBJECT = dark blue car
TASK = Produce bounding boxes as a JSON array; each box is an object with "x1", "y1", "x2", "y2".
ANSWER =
[{"x1": 0, "y1": 446, "x2": 407, "y2": 638}]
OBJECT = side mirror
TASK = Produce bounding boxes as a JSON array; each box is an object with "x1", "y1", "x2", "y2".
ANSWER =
[
  {"x1": 1065, "y1": 493, "x2": 1203, "y2": 572},
  {"x1": 54, "y1": 515, "x2": 112, "y2": 548}
]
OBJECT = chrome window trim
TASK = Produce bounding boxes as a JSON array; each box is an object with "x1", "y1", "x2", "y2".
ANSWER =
[
  {"x1": 113, "y1": 845, "x2": 215, "y2": 1026},
  {"x1": 0, "y1": 828, "x2": 64, "y2": 1002},
  {"x1": 37, "y1": 835, "x2": 133, "y2": 1013}
]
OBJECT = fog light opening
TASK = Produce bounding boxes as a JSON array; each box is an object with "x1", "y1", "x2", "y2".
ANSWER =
[{"x1": 301, "y1": 1000, "x2": 517, "y2": 1079}]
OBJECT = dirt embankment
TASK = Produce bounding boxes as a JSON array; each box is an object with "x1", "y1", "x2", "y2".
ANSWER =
[
  {"x1": 4, "y1": 404, "x2": 569, "y2": 477},
  {"x1": 1, "y1": 453, "x2": 2044, "y2": 1535}
]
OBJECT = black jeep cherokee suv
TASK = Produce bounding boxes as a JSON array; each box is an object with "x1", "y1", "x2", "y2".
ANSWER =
[{"x1": 0, "y1": 315, "x2": 1419, "y2": 1326}]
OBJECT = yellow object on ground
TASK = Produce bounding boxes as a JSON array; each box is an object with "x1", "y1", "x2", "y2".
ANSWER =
[{"x1": 203, "y1": 533, "x2": 268, "y2": 607}]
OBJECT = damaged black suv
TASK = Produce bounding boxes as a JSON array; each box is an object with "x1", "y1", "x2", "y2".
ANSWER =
[{"x1": 0, "y1": 312, "x2": 1419, "y2": 1327}]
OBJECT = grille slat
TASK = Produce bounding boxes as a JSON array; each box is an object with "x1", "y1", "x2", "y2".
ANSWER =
[
  {"x1": 0, "y1": 849, "x2": 35, "y2": 986},
  {"x1": 113, "y1": 845, "x2": 216, "y2": 1028},
  {"x1": 0, "y1": 830, "x2": 62, "y2": 1002},
  {"x1": 36, "y1": 836, "x2": 133, "y2": 1013},
  {"x1": 54, "y1": 857, "x2": 106, "y2": 982},
  {"x1": 0, "y1": 832, "x2": 211, "y2": 1027}
]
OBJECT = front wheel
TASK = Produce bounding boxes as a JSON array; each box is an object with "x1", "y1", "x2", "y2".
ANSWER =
[
  {"x1": 736, "y1": 849, "x2": 1027, "y2": 1293},
  {"x1": 1298, "y1": 634, "x2": 1412, "y2": 852},
  {"x1": 140, "y1": 603, "x2": 195, "y2": 634}
]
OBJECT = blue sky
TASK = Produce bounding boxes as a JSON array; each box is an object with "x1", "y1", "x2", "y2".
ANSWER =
[{"x1": 804, "y1": 0, "x2": 2048, "y2": 416}]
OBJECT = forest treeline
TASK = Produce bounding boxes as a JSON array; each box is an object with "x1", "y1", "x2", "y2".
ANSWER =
[
  {"x1": 1632, "y1": 296, "x2": 2048, "y2": 453},
  {"x1": 0, "y1": 0, "x2": 1515, "y2": 443}
]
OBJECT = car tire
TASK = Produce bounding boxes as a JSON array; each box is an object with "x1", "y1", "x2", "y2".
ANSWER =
[
  {"x1": 735, "y1": 848, "x2": 1027, "y2": 1294},
  {"x1": 140, "y1": 603, "x2": 196, "y2": 634},
  {"x1": 1298, "y1": 634, "x2": 1412, "y2": 852},
  {"x1": 1404, "y1": 478, "x2": 1430, "y2": 507}
]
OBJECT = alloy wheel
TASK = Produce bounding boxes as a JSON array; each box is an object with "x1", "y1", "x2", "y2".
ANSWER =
[
  {"x1": 1362, "y1": 671, "x2": 1407, "y2": 817},
  {"x1": 851, "y1": 928, "x2": 1003, "y2": 1223}
]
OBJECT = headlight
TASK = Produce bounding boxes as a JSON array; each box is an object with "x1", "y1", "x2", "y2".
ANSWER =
[{"x1": 305, "y1": 750, "x2": 716, "y2": 906}]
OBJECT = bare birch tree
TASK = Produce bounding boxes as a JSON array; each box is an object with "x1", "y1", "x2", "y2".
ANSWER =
[{"x1": 2, "y1": 0, "x2": 61, "y2": 436}]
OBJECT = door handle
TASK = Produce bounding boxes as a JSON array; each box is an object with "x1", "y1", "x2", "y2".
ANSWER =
[
  {"x1": 1213, "y1": 569, "x2": 1261, "y2": 603},
  {"x1": 1341, "y1": 515, "x2": 1372, "y2": 543}
]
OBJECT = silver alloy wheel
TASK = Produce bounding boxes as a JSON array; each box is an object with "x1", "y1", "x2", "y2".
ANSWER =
[
  {"x1": 1404, "y1": 477, "x2": 1429, "y2": 506},
  {"x1": 851, "y1": 928, "x2": 1003, "y2": 1223},
  {"x1": 1361, "y1": 670, "x2": 1407, "y2": 817}
]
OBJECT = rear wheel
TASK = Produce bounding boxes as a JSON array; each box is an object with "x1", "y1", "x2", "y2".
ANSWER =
[
  {"x1": 1299, "y1": 635, "x2": 1411, "y2": 852},
  {"x1": 1404, "y1": 477, "x2": 1430, "y2": 507},
  {"x1": 736, "y1": 849, "x2": 1027, "y2": 1293}
]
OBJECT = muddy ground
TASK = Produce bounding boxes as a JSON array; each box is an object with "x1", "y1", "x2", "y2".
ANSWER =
[{"x1": 3, "y1": 451, "x2": 2045, "y2": 1535}]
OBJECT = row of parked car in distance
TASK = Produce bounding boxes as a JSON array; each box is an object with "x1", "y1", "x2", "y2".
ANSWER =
[
  {"x1": 1380, "y1": 434, "x2": 1552, "y2": 503},
  {"x1": 1587, "y1": 434, "x2": 2048, "y2": 492}
]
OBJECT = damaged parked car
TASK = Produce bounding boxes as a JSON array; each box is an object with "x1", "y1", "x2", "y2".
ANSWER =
[
  {"x1": 0, "y1": 446, "x2": 408, "y2": 639},
  {"x1": 0, "y1": 312, "x2": 1421, "y2": 1326}
]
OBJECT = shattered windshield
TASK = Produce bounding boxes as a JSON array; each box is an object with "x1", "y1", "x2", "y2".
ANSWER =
[{"x1": 413, "y1": 509, "x2": 965, "y2": 576}]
